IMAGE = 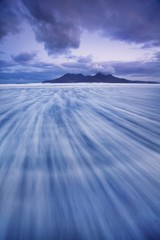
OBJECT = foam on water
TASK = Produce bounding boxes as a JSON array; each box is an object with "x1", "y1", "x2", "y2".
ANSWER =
[{"x1": 0, "y1": 84, "x2": 160, "y2": 240}]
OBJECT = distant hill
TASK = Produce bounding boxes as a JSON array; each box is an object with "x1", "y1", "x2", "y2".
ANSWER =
[{"x1": 43, "y1": 73, "x2": 158, "y2": 84}]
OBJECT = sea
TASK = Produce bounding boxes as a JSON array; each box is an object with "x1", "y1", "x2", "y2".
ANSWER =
[{"x1": 0, "y1": 84, "x2": 160, "y2": 240}]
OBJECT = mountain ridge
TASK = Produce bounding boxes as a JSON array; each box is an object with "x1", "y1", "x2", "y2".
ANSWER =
[{"x1": 43, "y1": 73, "x2": 158, "y2": 84}]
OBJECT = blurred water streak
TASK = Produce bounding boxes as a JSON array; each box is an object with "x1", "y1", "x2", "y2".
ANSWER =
[{"x1": 0, "y1": 84, "x2": 160, "y2": 240}]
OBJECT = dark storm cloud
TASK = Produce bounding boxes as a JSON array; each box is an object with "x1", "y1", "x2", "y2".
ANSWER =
[
  {"x1": 22, "y1": 0, "x2": 160, "y2": 54},
  {"x1": 1, "y1": 0, "x2": 160, "y2": 54},
  {"x1": 21, "y1": 0, "x2": 81, "y2": 54},
  {"x1": 0, "y1": 0, "x2": 21, "y2": 40},
  {"x1": 12, "y1": 52, "x2": 37, "y2": 63}
]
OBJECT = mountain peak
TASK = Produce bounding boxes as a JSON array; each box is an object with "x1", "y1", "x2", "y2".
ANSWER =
[
  {"x1": 43, "y1": 73, "x2": 158, "y2": 84},
  {"x1": 94, "y1": 72, "x2": 104, "y2": 77},
  {"x1": 64, "y1": 73, "x2": 84, "y2": 77},
  {"x1": 94, "y1": 73, "x2": 113, "y2": 78}
]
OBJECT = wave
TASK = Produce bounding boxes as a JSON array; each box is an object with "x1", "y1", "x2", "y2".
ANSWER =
[{"x1": 0, "y1": 85, "x2": 160, "y2": 240}]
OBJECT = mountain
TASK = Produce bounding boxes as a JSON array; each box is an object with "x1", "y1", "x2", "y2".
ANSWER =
[{"x1": 43, "y1": 73, "x2": 158, "y2": 84}]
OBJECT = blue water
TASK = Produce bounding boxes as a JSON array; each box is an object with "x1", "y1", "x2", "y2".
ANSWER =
[{"x1": 0, "y1": 84, "x2": 160, "y2": 240}]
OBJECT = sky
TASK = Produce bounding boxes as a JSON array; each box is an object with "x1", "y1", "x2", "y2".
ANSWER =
[{"x1": 0, "y1": 0, "x2": 160, "y2": 83}]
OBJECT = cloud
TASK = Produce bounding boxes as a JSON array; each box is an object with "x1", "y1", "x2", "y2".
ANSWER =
[
  {"x1": 21, "y1": 0, "x2": 81, "y2": 54},
  {"x1": 0, "y1": 69, "x2": 63, "y2": 84},
  {"x1": 61, "y1": 55, "x2": 114, "y2": 75},
  {"x1": 3, "y1": 51, "x2": 63, "y2": 72},
  {"x1": 0, "y1": 53, "x2": 160, "y2": 83},
  {"x1": 109, "y1": 60, "x2": 160, "y2": 80},
  {"x1": 0, "y1": 59, "x2": 16, "y2": 70},
  {"x1": 154, "y1": 51, "x2": 160, "y2": 61},
  {"x1": 1, "y1": 0, "x2": 160, "y2": 54},
  {"x1": 0, "y1": 56, "x2": 65, "y2": 83},
  {"x1": 0, "y1": 47, "x2": 160, "y2": 83},
  {"x1": 113, "y1": 61, "x2": 160, "y2": 74},
  {"x1": 0, "y1": 0, "x2": 21, "y2": 40},
  {"x1": 12, "y1": 52, "x2": 37, "y2": 63},
  {"x1": 22, "y1": 0, "x2": 160, "y2": 54},
  {"x1": 61, "y1": 56, "x2": 160, "y2": 80}
]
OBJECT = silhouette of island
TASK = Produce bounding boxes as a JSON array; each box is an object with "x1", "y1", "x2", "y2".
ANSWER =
[{"x1": 43, "y1": 73, "x2": 158, "y2": 84}]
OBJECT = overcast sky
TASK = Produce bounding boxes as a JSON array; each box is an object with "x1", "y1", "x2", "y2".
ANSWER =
[{"x1": 0, "y1": 0, "x2": 160, "y2": 83}]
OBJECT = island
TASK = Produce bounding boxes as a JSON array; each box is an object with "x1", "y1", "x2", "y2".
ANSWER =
[{"x1": 43, "y1": 73, "x2": 158, "y2": 84}]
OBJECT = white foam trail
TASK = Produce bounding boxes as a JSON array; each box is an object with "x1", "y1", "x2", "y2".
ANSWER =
[{"x1": 0, "y1": 85, "x2": 160, "y2": 240}]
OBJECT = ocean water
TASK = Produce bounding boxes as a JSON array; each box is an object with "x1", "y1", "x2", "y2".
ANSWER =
[{"x1": 0, "y1": 84, "x2": 160, "y2": 240}]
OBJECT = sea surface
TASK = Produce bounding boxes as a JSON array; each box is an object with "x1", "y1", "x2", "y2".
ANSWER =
[{"x1": 0, "y1": 84, "x2": 160, "y2": 240}]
